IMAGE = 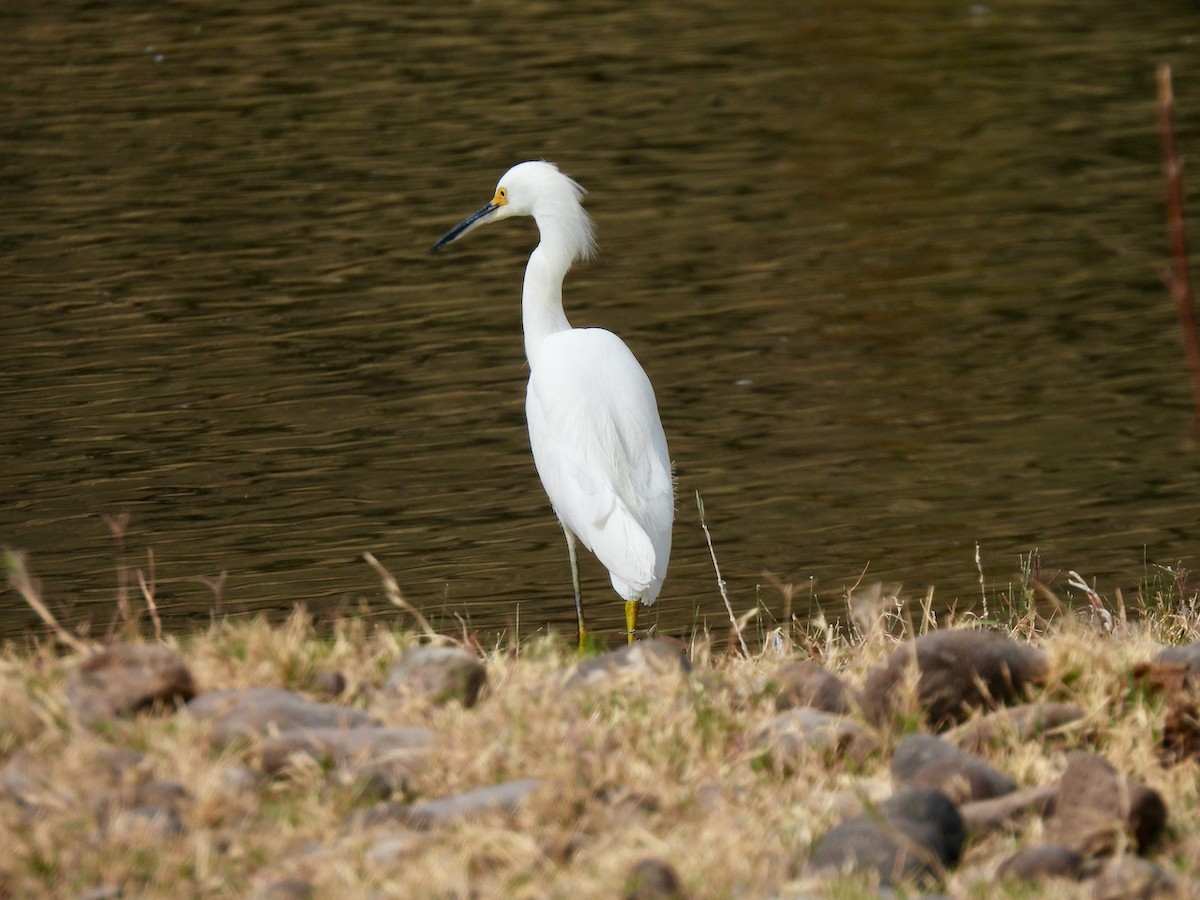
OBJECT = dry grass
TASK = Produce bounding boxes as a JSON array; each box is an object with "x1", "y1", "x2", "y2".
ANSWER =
[{"x1": 1, "y1": 569, "x2": 1199, "y2": 898}]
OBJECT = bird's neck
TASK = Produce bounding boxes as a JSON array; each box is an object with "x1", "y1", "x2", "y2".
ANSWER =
[{"x1": 522, "y1": 239, "x2": 574, "y2": 367}]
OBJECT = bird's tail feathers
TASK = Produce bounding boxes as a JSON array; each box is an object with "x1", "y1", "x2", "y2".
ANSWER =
[{"x1": 586, "y1": 502, "x2": 658, "y2": 599}]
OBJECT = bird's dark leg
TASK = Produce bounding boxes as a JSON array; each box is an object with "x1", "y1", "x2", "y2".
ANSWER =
[
  {"x1": 625, "y1": 600, "x2": 638, "y2": 645},
  {"x1": 563, "y1": 526, "x2": 587, "y2": 649}
]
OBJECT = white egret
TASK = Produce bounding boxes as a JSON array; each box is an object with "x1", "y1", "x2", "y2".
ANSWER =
[{"x1": 431, "y1": 161, "x2": 674, "y2": 646}]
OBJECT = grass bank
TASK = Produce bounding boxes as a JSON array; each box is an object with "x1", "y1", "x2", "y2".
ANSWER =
[{"x1": 1, "y1": 558, "x2": 1199, "y2": 898}]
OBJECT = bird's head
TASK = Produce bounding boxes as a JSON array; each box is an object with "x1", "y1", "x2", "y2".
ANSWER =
[{"x1": 430, "y1": 161, "x2": 595, "y2": 263}]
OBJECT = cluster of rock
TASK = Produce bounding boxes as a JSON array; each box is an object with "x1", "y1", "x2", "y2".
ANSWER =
[
  {"x1": 759, "y1": 629, "x2": 1187, "y2": 895},
  {"x1": 7, "y1": 642, "x2": 503, "y2": 898},
  {"x1": 4, "y1": 626, "x2": 1199, "y2": 897}
]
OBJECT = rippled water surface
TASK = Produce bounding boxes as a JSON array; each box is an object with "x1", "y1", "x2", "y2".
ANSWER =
[{"x1": 3, "y1": 1, "x2": 1200, "y2": 642}]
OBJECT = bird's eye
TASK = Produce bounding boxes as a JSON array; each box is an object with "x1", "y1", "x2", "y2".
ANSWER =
[{"x1": 497, "y1": 188, "x2": 508, "y2": 201}]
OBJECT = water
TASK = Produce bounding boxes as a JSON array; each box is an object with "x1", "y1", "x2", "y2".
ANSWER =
[{"x1": 3, "y1": 0, "x2": 1199, "y2": 643}]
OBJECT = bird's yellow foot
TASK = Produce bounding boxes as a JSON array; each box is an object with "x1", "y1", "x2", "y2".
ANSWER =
[{"x1": 625, "y1": 599, "x2": 639, "y2": 645}]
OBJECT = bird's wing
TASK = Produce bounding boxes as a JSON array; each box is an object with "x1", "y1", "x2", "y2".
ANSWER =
[{"x1": 525, "y1": 328, "x2": 673, "y2": 593}]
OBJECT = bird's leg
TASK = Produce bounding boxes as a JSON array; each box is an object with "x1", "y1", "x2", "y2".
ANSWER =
[
  {"x1": 563, "y1": 526, "x2": 587, "y2": 649},
  {"x1": 625, "y1": 600, "x2": 639, "y2": 645}
]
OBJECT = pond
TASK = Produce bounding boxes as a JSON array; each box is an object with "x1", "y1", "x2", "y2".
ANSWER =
[{"x1": 3, "y1": 0, "x2": 1199, "y2": 643}]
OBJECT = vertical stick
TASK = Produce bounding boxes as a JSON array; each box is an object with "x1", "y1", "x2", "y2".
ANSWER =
[
  {"x1": 696, "y1": 491, "x2": 749, "y2": 657},
  {"x1": 975, "y1": 542, "x2": 988, "y2": 620},
  {"x1": 1158, "y1": 65, "x2": 1200, "y2": 444}
]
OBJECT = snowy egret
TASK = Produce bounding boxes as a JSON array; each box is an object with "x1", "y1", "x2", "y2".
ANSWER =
[{"x1": 431, "y1": 161, "x2": 674, "y2": 646}]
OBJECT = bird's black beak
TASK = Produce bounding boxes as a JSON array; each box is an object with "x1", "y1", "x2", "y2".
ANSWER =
[{"x1": 430, "y1": 202, "x2": 500, "y2": 254}]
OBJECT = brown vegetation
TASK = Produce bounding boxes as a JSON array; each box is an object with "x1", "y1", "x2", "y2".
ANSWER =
[{"x1": 2, "y1": 554, "x2": 1200, "y2": 897}]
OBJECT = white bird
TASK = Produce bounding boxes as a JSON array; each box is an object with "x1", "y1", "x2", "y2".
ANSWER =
[{"x1": 431, "y1": 161, "x2": 674, "y2": 647}]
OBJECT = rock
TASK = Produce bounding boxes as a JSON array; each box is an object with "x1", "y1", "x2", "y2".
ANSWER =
[
  {"x1": 1135, "y1": 661, "x2": 1200, "y2": 765},
  {"x1": 691, "y1": 783, "x2": 725, "y2": 814},
  {"x1": 331, "y1": 768, "x2": 393, "y2": 803},
  {"x1": 187, "y1": 688, "x2": 376, "y2": 746},
  {"x1": 821, "y1": 782, "x2": 894, "y2": 823},
  {"x1": 625, "y1": 857, "x2": 685, "y2": 899},
  {"x1": 67, "y1": 644, "x2": 196, "y2": 726},
  {"x1": 106, "y1": 803, "x2": 185, "y2": 839},
  {"x1": 384, "y1": 645, "x2": 486, "y2": 707},
  {"x1": 2, "y1": 760, "x2": 72, "y2": 814},
  {"x1": 596, "y1": 786, "x2": 661, "y2": 816},
  {"x1": 367, "y1": 831, "x2": 426, "y2": 866},
  {"x1": 1045, "y1": 753, "x2": 1167, "y2": 857},
  {"x1": 131, "y1": 779, "x2": 189, "y2": 811},
  {"x1": 891, "y1": 734, "x2": 1015, "y2": 803},
  {"x1": 1091, "y1": 857, "x2": 1177, "y2": 899},
  {"x1": 1154, "y1": 638, "x2": 1200, "y2": 666},
  {"x1": 754, "y1": 709, "x2": 878, "y2": 770},
  {"x1": 359, "y1": 778, "x2": 541, "y2": 829},
  {"x1": 256, "y1": 726, "x2": 434, "y2": 772},
  {"x1": 959, "y1": 784, "x2": 1059, "y2": 835},
  {"x1": 219, "y1": 765, "x2": 260, "y2": 794},
  {"x1": 947, "y1": 702, "x2": 1085, "y2": 751},
  {"x1": 861, "y1": 629, "x2": 1048, "y2": 729},
  {"x1": 565, "y1": 638, "x2": 690, "y2": 689},
  {"x1": 808, "y1": 787, "x2": 964, "y2": 884},
  {"x1": 541, "y1": 834, "x2": 584, "y2": 865},
  {"x1": 255, "y1": 879, "x2": 314, "y2": 900},
  {"x1": 257, "y1": 725, "x2": 433, "y2": 792},
  {"x1": 76, "y1": 886, "x2": 124, "y2": 900},
  {"x1": 90, "y1": 748, "x2": 148, "y2": 785},
  {"x1": 995, "y1": 844, "x2": 1082, "y2": 882},
  {"x1": 901, "y1": 760, "x2": 1006, "y2": 806},
  {"x1": 772, "y1": 661, "x2": 855, "y2": 714},
  {"x1": 1162, "y1": 690, "x2": 1200, "y2": 766},
  {"x1": 311, "y1": 670, "x2": 346, "y2": 698},
  {"x1": 188, "y1": 690, "x2": 425, "y2": 795}
]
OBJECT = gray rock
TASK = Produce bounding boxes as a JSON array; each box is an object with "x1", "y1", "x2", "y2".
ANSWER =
[
  {"x1": 360, "y1": 777, "x2": 541, "y2": 829},
  {"x1": 947, "y1": 702, "x2": 1085, "y2": 751},
  {"x1": 257, "y1": 725, "x2": 433, "y2": 792},
  {"x1": 625, "y1": 857, "x2": 685, "y2": 899},
  {"x1": 1046, "y1": 752, "x2": 1167, "y2": 857},
  {"x1": 131, "y1": 779, "x2": 189, "y2": 811},
  {"x1": 384, "y1": 645, "x2": 487, "y2": 707},
  {"x1": 566, "y1": 638, "x2": 690, "y2": 689},
  {"x1": 541, "y1": 834, "x2": 584, "y2": 866},
  {"x1": 330, "y1": 768, "x2": 393, "y2": 803},
  {"x1": 187, "y1": 688, "x2": 376, "y2": 746},
  {"x1": 891, "y1": 734, "x2": 1015, "y2": 803},
  {"x1": 75, "y1": 886, "x2": 124, "y2": 900},
  {"x1": 754, "y1": 709, "x2": 878, "y2": 770},
  {"x1": 219, "y1": 765, "x2": 260, "y2": 794},
  {"x1": 861, "y1": 629, "x2": 1048, "y2": 729},
  {"x1": 809, "y1": 787, "x2": 964, "y2": 884},
  {"x1": 106, "y1": 803, "x2": 185, "y2": 839},
  {"x1": 2, "y1": 761, "x2": 72, "y2": 813},
  {"x1": 255, "y1": 879, "x2": 314, "y2": 900},
  {"x1": 311, "y1": 670, "x2": 346, "y2": 698},
  {"x1": 90, "y1": 748, "x2": 148, "y2": 785},
  {"x1": 1091, "y1": 857, "x2": 1177, "y2": 899},
  {"x1": 996, "y1": 844, "x2": 1082, "y2": 882},
  {"x1": 597, "y1": 787, "x2": 661, "y2": 816},
  {"x1": 68, "y1": 644, "x2": 196, "y2": 726},
  {"x1": 1154, "y1": 638, "x2": 1200, "y2": 666},
  {"x1": 772, "y1": 661, "x2": 855, "y2": 714},
  {"x1": 367, "y1": 831, "x2": 425, "y2": 866}
]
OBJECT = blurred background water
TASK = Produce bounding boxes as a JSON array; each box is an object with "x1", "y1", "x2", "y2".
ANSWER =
[{"x1": 2, "y1": 0, "x2": 1199, "y2": 644}]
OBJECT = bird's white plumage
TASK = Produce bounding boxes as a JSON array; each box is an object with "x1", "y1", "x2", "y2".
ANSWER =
[
  {"x1": 526, "y1": 326, "x2": 672, "y2": 603},
  {"x1": 432, "y1": 160, "x2": 673, "y2": 638}
]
